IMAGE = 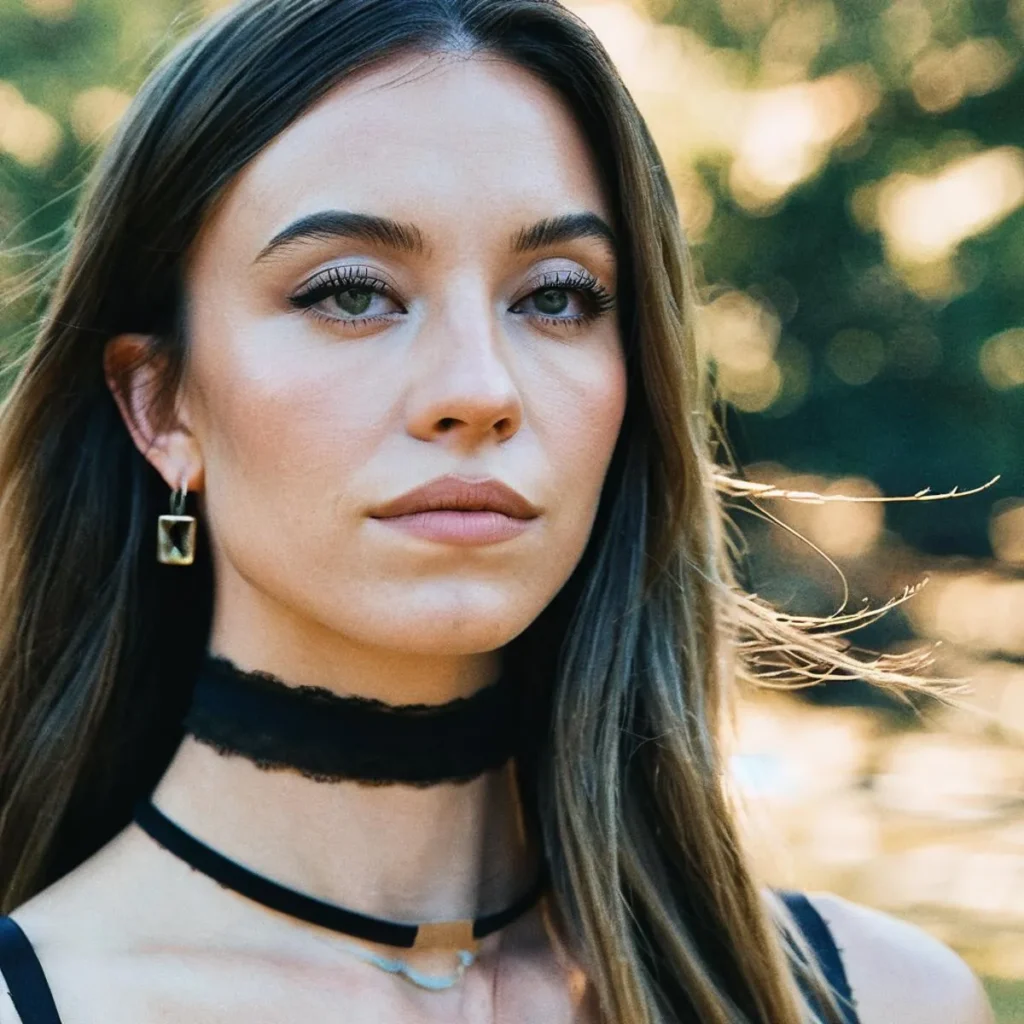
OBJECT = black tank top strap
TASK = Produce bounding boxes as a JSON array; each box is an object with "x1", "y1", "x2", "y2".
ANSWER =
[
  {"x1": 776, "y1": 889, "x2": 860, "y2": 1023},
  {"x1": 0, "y1": 917, "x2": 63, "y2": 1024}
]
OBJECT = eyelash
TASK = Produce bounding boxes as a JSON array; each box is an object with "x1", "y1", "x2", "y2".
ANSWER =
[{"x1": 288, "y1": 264, "x2": 617, "y2": 331}]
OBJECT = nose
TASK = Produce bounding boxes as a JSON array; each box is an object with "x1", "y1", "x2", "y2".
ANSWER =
[{"x1": 404, "y1": 283, "x2": 524, "y2": 449}]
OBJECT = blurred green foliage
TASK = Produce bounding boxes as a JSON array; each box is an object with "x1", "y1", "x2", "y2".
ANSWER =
[
  {"x1": 986, "y1": 978, "x2": 1024, "y2": 1023},
  {"x1": 668, "y1": 0, "x2": 1024, "y2": 561},
  {"x1": 0, "y1": 0, "x2": 206, "y2": 339}
]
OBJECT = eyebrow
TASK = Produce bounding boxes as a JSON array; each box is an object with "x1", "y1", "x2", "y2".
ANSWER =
[{"x1": 252, "y1": 209, "x2": 618, "y2": 263}]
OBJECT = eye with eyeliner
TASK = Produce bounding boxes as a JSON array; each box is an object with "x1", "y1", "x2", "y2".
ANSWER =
[{"x1": 288, "y1": 264, "x2": 617, "y2": 330}]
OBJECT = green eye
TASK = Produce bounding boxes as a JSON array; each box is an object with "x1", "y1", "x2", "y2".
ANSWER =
[
  {"x1": 513, "y1": 271, "x2": 617, "y2": 330},
  {"x1": 331, "y1": 288, "x2": 374, "y2": 316},
  {"x1": 533, "y1": 289, "x2": 570, "y2": 315},
  {"x1": 290, "y1": 266, "x2": 401, "y2": 327}
]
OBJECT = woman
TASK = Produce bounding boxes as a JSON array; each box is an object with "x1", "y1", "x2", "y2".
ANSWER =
[{"x1": 0, "y1": 0, "x2": 995, "y2": 1021}]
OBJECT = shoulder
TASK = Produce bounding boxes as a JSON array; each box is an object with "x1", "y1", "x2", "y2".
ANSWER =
[{"x1": 803, "y1": 891, "x2": 994, "y2": 1024}]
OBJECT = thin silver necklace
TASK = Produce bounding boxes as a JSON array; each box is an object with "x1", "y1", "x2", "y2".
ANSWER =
[
  {"x1": 328, "y1": 941, "x2": 477, "y2": 990},
  {"x1": 322, "y1": 901, "x2": 512, "y2": 1003}
]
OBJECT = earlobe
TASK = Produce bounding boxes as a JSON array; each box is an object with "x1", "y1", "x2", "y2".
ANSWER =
[{"x1": 103, "y1": 333, "x2": 203, "y2": 494}]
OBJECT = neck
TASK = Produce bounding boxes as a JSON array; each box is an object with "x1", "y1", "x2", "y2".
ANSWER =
[
  {"x1": 153, "y1": 743, "x2": 537, "y2": 923},
  {"x1": 151, "y1": 657, "x2": 538, "y2": 926},
  {"x1": 208, "y1": 574, "x2": 503, "y2": 704}
]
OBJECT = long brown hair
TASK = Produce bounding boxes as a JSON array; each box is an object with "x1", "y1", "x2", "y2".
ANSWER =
[{"x1": 0, "y1": 1, "x2": 936, "y2": 1020}]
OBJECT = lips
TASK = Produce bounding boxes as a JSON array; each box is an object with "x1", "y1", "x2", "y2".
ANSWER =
[{"x1": 369, "y1": 474, "x2": 541, "y2": 520}]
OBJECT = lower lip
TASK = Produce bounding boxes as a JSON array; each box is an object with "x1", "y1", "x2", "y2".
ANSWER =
[{"x1": 371, "y1": 510, "x2": 537, "y2": 545}]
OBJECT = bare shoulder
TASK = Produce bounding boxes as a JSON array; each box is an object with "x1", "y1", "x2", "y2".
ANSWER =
[{"x1": 805, "y1": 891, "x2": 994, "y2": 1024}]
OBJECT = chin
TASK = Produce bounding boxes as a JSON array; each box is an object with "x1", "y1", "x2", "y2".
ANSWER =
[{"x1": 328, "y1": 598, "x2": 544, "y2": 655}]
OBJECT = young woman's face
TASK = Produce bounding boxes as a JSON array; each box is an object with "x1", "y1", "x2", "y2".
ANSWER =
[{"x1": 179, "y1": 51, "x2": 626, "y2": 661}]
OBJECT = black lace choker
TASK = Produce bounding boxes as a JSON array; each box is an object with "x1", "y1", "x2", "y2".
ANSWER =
[{"x1": 183, "y1": 655, "x2": 524, "y2": 786}]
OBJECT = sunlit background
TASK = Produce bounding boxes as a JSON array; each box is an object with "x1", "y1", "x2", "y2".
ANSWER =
[{"x1": 2, "y1": 0, "x2": 1023, "y2": 1016}]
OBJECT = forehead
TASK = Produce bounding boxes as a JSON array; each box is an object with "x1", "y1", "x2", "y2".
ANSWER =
[{"x1": 208, "y1": 51, "x2": 611, "y2": 255}]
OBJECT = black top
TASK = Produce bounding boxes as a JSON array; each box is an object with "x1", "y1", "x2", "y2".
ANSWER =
[
  {"x1": 0, "y1": 917, "x2": 61, "y2": 1024},
  {"x1": 0, "y1": 891, "x2": 859, "y2": 1023},
  {"x1": 779, "y1": 888, "x2": 861, "y2": 1023}
]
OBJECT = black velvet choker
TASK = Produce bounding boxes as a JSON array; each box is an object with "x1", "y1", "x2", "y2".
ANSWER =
[{"x1": 183, "y1": 655, "x2": 524, "y2": 786}]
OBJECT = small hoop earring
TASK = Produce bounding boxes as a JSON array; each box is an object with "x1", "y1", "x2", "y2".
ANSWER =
[{"x1": 157, "y1": 478, "x2": 197, "y2": 566}]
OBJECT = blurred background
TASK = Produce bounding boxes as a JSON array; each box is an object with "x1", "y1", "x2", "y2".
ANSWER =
[{"x1": 1, "y1": 0, "x2": 1022, "y2": 1015}]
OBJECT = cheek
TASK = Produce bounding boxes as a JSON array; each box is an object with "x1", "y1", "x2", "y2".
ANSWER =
[
  {"x1": 184, "y1": 309, "x2": 395, "y2": 553},
  {"x1": 541, "y1": 341, "x2": 627, "y2": 498},
  {"x1": 192, "y1": 297, "x2": 393, "y2": 458}
]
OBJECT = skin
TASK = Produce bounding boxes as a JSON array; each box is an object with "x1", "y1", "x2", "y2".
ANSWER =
[
  {"x1": 0, "y1": 51, "x2": 993, "y2": 1024},
  {"x1": 810, "y1": 893, "x2": 995, "y2": 1024}
]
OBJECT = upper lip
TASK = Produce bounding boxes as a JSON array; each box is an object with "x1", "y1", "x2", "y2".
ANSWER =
[{"x1": 369, "y1": 475, "x2": 541, "y2": 519}]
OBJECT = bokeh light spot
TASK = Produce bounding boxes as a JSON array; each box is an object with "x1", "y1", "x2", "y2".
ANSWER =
[
  {"x1": 826, "y1": 328, "x2": 886, "y2": 385},
  {"x1": 979, "y1": 328, "x2": 1024, "y2": 390}
]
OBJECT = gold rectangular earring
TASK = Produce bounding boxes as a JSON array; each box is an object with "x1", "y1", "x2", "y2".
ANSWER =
[{"x1": 158, "y1": 481, "x2": 197, "y2": 566}]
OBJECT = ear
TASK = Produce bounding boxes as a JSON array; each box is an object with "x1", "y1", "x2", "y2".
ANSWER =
[{"x1": 103, "y1": 334, "x2": 204, "y2": 494}]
